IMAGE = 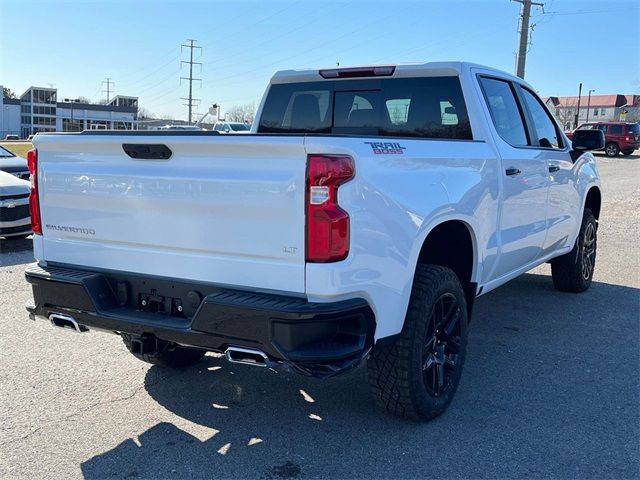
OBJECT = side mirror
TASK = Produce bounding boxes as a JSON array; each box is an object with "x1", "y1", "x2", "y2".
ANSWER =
[{"x1": 572, "y1": 129, "x2": 605, "y2": 151}]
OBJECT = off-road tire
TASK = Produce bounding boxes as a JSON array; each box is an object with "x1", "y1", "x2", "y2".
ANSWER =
[
  {"x1": 605, "y1": 142, "x2": 620, "y2": 157},
  {"x1": 367, "y1": 265, "x2": 468, "y2": 421},
  {"x1": 121, "y1": 334, "x2": 205, "y2": 367},
  {"x1": 551, "y1": 208, "x2": 597, "y2": 293}
]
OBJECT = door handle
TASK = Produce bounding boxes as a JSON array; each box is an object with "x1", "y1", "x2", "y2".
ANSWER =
[
  {"x1": 505, "y1": 167, "x2": 521, "y2": 176},
  {"x1": 548, "y1": 165, "x2": 560, "y2": 173}
]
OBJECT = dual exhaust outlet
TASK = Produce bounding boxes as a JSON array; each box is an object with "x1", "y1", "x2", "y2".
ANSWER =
[{"x1": 47, "y1": 312, "x2": 271, "y2": 368}]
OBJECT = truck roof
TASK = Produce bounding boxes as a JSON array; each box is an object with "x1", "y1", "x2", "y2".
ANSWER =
[{"x1": 271, "y1": 61, "x2": 525, "y2": 86}]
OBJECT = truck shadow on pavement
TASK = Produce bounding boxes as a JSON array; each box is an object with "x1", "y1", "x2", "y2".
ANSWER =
[
  {"x1": 0, "y1": 236, "x2": 34, "y2": 267},
  {"x1": 80, "y1": 272, "x2": 639, "y2": 479}
]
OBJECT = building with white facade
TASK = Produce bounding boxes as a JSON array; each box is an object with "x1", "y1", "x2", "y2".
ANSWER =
[
  {"x1": 1, "y1": 85, "x2": 138, "y2": 138},
  {"x1": 1, "y1": 85, "x2": 21, "y2": 138}
]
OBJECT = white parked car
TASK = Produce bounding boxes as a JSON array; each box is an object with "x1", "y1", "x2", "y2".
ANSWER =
[
  {"x1": 213, "y1": 121, "x2": 251, "y2": 134},
  {"x1": 24, "y1": 62, "x2": 604, "y2": 421},
  {"x1": 0, "y1": 169, "x2": 32, "y2": 239},
  {"x1": 157, "y1": 125, "x2": 205, "y2": 131}
]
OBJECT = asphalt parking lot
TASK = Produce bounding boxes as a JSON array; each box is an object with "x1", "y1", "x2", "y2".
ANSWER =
[{"x1": 1, "y1": 154, "x2": 638, "y2": 480}]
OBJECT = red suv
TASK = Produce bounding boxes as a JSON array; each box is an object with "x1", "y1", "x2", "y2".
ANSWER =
[{"x1": 567, "y1": 122, "x2": 640, "y2": 157}]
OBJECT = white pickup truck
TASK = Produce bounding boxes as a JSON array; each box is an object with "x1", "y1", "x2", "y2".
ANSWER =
[{"x1": 25, "y1": 62, "x2": 604, "y2": 421}]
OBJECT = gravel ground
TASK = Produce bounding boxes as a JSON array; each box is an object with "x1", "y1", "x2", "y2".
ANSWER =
[{"x1": 1, "y1": 154, "x2": 638, "y2": 479}]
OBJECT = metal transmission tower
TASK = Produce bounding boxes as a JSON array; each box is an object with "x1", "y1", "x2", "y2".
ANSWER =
[
  {"x1": 180, "y1": 39, "x2": 202, "y2": 124},
  {"x1": 102, "y1": 78, "x2": 115, "y2": 102},
  {"x1": 513, "y1": 0, "x2": 544, "y2": 79}
]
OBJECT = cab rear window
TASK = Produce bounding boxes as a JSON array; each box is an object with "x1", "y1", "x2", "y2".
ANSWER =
[{"x1": 258, "y1": 76, "x2": 473, "y2": 140}]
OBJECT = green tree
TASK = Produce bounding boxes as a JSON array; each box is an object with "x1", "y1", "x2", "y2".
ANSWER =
[{"x1": 2, "y1": 87, "x2": 17, "y2": 99}]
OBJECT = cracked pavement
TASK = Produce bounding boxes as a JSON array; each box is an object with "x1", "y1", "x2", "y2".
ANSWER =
[{"x1": 1, "y1": 154, "x2": 638, "y2": 479}]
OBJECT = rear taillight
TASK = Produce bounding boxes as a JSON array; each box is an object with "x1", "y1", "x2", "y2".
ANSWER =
[
  {"x1": 27, "y1": 149, "x2": 42, "y2": 235},
  {"x1": 306, "y1": 154, "x2": 354, "y2": 262}
]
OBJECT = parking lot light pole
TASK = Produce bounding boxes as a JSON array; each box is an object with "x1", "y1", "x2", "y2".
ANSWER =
[
  {"x1": 64, "y1": 98, "x2": 80, "y2": 131},
  {"x1": 586, "y1": 89, "x2": 595, "y2": 123}
]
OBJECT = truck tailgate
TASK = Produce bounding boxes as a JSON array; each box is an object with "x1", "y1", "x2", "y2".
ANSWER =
[{"x1": 33, "y1": 134, "x2": 307, "y2": 294}]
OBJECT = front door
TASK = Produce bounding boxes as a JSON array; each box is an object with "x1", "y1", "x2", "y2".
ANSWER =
[{"x1": 517, "y1": 86, "x2": 580, "y2": 255}]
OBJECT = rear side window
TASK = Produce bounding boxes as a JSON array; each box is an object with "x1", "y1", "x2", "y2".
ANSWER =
[
  {"x1": 479, "y1": 77, "x2": 528, "y2": 146},
  {"x1": 258, "y1": 76, "x2": 473, "y2": 140},
  {"x1": 609, "y1": 125, "x2": 623, "y2": 135},
  {"x1": 521, "y1": 88, "x2": 563, "y2": 148},
  {"x1": 628, "y1": 123, "x2": 640, "y2": 134}
]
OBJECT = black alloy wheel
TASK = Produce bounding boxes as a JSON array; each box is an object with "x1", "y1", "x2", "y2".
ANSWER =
[{"x1": 422, "y1": 293, "x2": 462, "y2": 397}]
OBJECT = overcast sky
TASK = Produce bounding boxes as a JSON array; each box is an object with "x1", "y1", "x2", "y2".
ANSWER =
[{"x1": 1, "y1": 0, "x2": 638, "y2": 120}]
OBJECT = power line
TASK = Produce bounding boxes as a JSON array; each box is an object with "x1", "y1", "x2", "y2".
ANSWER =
[
  {"x1": 513, "y1": 0, "x2": 544, "y2": 79},
  {"x1": 118, "y1": 53, "x2": 181, "y2": 90},
  {"x1": 102, "y1": 77, "x2": 115, "y2": 102},
  {"x1": 180, "y1": 39, "x2": 202, "y2": 124}
]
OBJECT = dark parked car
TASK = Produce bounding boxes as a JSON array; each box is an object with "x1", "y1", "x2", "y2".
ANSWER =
[
  {"x1": 0, "y1": 145, "x2": 29, "y2": 180},
  {"x1": 567, "y1": 122, "x2": 640, "y2": 157}
]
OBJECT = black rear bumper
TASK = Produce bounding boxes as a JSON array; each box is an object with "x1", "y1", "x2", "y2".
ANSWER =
[{"x1": 25, "y1": 263, "x2": 375, "y2": 378}]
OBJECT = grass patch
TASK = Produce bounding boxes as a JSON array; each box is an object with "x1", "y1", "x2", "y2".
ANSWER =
[{"x1": 0, "y1": 142, "x2": 32, "y2": 158}]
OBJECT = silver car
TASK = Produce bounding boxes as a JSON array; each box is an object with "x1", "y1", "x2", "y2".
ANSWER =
[{"x1": 0, "y1": 170, "x2": 32, "y2": 239}]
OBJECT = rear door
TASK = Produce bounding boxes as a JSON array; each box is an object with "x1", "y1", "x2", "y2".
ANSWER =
[
  {"x1": 477, "y1": 75, "x2": 549, "y2": 279},
  {"x1": 35, "y1": 134, "x2": 308, "y2": 294}
]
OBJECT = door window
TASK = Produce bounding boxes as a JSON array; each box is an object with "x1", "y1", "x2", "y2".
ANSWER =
[
  {"x1": 521, "y1": 88, "x2": 563, "y2": 148},
  {"x1": 479, "y1": 77, "x2": 528, "y2": 146},
  {"x1": 609, "y1": 124, "x2": 623, "y2": 135}
]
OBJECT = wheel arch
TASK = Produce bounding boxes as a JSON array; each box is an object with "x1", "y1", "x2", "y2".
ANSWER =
[
  {"x1": 416, "y1": 219, "x2": 478, "y2": 316},
  {"x1": 584, "y1": 185, "x2": 602, "y2": 220}
]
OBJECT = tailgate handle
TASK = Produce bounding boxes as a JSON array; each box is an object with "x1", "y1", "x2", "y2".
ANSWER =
[{"x1": 122, "y1": 144, "x2": 172, "y2": 160}]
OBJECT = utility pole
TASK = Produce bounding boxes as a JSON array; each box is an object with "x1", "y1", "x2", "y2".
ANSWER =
[
  {"x1": 513, "y1": 0, "x2": 544, "y2": 79},
  {"x1": 574, "y1": 83, "x2": 583, "y2": 129},
  {"x1": 586, "y1": 89, "x2": 595, "y2": 123},
  {"x1": 180, "y1": 39, "x2": 202, "y2": 124},
  {"x1": 102, "y1": 78, "x2": 115, "y2": 103}
]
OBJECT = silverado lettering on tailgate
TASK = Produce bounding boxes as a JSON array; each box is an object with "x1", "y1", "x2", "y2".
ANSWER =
[{"x1": 46, "y1": 224, "x2": 96, "y2": 236}]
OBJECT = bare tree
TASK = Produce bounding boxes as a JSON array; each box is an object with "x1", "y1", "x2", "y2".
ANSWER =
[
  {"x1": 226, "y1": 103, "x2": 255, "y2": 123},
  {"x1": 137, "y1": 106, "x2": 154, "y2": 119},
  {"x1": 553, "y1": 99, "x2": 578, "y2": 130}
]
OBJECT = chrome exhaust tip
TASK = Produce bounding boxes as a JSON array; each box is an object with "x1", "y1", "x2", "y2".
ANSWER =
[
  {"x1": 224, "y1": 346, "x2": 269, "y2": 367},
  {"x1": 49, "y1": 313, "x2": 89, "y2": 333}
]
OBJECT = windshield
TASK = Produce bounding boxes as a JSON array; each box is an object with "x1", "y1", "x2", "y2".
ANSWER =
[
  {"x1": 258, "y1": 76, "x2": 472, "y2": 140},
  {"x1": 230, "y1": 123, "x2": 251, "y2": 131},
  {"x1": 629, "y1": 123, "x2": 640, "y2": 134},
  {"x1": 0, "y1": 145, "x2": 16, "y2": 158}
]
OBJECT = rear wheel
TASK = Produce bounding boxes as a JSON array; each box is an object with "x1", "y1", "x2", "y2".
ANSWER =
[
  {"x1": 121, "y1": 334, "x2": 205, "y2": 367},
  {"x1": 367, "y1": 265, "x2": 468, "y2": 421},
  {"x1": 551, "y1": 209, "x2": 597, "y2": 293},
  {"x1": 621, "y1": 149, "x2": 635, "y2": 156},
  {"x1": 605, "y1": 142, "x2": 620, "y2": 157}
]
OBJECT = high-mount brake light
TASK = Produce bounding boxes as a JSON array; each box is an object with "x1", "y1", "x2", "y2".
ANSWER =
[
  {"x1": 306, "y1": 154, "x2": 354, "y2": 263},
  {"x1": 27, "y1": 149, "x2": 42, "y2": 235},
  {"x1": 319, "y1": 65, "x2": 395, "y2": 79}
]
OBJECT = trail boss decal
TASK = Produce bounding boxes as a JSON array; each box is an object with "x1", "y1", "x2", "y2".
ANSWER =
[{"x1": 364, "y1": 142, "x2": 406, "y2": 155}]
